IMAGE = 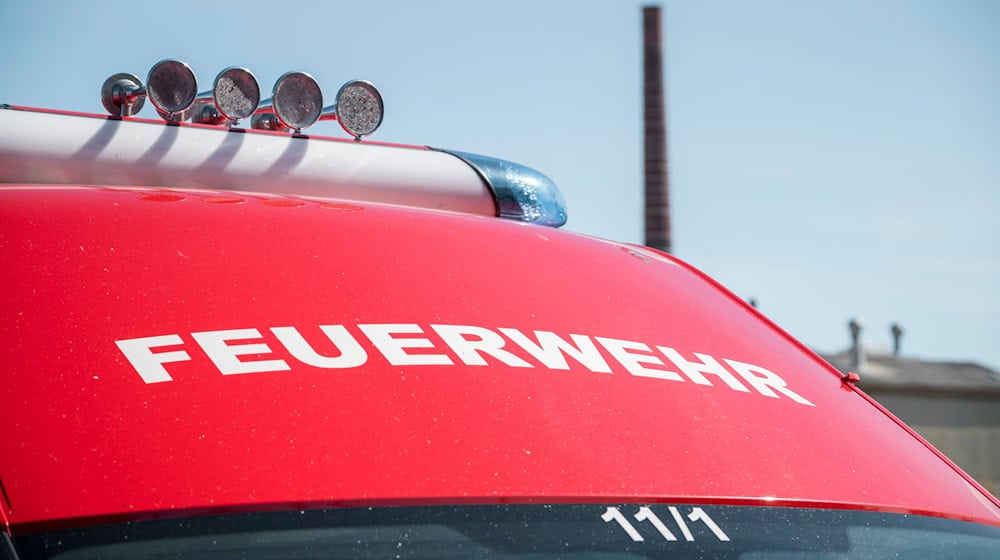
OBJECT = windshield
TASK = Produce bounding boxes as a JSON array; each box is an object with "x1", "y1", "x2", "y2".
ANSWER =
[{"x1": 8, "y1": 504, "x2": 1000, "y2": 559}]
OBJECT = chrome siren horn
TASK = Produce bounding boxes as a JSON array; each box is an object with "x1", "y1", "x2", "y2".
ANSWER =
[
  {"x1": 191, "y1": 67, "x2": 261, "y2": 126},
  {"x1": 251, "y1": 71, "x2": 323, "y2": 133},
  {"x1": 319, "y1": 80, "x2": 384, "y2": 141},
  {"x1": 101, "y1": 72, "x2": 146, "y2": 117}
]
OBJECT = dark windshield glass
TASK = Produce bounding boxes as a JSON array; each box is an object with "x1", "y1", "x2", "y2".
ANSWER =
[{"x1": 10, "y1": 504, "x2": 1000, "y2": 559}]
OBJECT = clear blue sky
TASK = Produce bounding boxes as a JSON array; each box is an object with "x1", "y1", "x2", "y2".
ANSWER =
[{"x1": 3, "y1": 0, "x2": 998, "y2": 370}]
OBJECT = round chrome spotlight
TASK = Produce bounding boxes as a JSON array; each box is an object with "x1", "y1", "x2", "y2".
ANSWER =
[
  {"x1": 192, "y1": 67, "x2": 260, "y2": 125},
  {"x1": 271, "y1": 71, "x2": 323, "y2": 132},
  {"x1": 213, "y1": 67, "x2": 260, "y2": 122},
  {"x1": 146, "y1": 59, "x2": 198, "y2": 122},
  {"x1": 331, "y1": 80, "x2": 384, "y2": 140},
  {"x1": 252, "y1": 71, "x2": 323, "y2": 133}
]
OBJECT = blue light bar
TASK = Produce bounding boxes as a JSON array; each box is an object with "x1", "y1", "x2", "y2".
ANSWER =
[{"x1": 436, "y1": 149, "x2": 568, "y2": 228}]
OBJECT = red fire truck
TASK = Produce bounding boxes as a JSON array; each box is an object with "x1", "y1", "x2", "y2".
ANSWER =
[{"x1": 2, "y1": 60, "x2": 998, "y2": 558}]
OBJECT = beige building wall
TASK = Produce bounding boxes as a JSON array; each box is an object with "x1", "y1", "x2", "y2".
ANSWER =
[
  {"x1": 863, "y1": 389, "x2": 1000, "y2": 495},
  {"x1": 916, "y1": 426, "x2": 1000, "y2": 495}
]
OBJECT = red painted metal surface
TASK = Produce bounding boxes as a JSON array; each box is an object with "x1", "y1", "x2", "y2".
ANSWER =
[{"x1": 2, "y1": 185, "x2": 998, "y2": 535}]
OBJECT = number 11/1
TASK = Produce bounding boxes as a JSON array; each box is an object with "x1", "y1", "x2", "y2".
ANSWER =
[{"x1": 602, "y1": 506, "x2": 730, "y2": 543}]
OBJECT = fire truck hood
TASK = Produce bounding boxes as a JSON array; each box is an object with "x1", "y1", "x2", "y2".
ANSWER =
[{"x1": 1, "y1": 186, "x2": 998, "y2": 533}]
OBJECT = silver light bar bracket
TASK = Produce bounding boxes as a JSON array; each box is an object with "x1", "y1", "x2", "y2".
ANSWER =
[{"x1": 435, "y1": 149, "x2": 567, "y2": 228}]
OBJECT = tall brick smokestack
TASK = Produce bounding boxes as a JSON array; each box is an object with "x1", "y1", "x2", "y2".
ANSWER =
[{"x1": 643, "y1": 5, "x2": 670, "y2": 253}]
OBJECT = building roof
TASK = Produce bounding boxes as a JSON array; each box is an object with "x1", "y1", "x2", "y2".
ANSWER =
[{"x1": 820, "y1": 346, "x2": 1000, "y2": 395}]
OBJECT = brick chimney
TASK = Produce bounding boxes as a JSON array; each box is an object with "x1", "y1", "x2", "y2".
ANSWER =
[{"x1": 643, "y1": 5, "x2": 671, "y2": 253}]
